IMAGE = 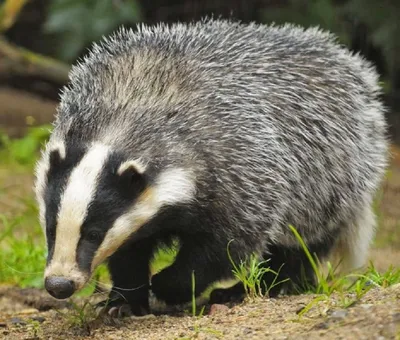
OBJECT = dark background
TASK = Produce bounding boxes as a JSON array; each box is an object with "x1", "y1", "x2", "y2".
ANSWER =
[{"x1": 1, "y1": 0, "x2": 399, "y2": 141}]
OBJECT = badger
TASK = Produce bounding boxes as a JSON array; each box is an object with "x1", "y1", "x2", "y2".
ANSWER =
[{"x1": 35, "y1": 19, "x2": 388, "y2": 316}]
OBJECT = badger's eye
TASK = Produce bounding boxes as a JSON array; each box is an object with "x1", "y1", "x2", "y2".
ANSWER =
[{"x1": 86, "y1": 231, "x2": 101, "y2": 243}]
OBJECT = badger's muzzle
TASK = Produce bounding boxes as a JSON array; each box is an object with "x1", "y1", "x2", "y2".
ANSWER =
[{"x1": 45, "y1": 276, "x2": 76, "y2": 299}]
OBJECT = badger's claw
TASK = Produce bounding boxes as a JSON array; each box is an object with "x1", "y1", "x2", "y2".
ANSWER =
[
  {"x1": 108, "y1": 304, "x2": 133, "y2": 318},
  {"x1": 96, "y1": 297, "x2": 150, "y2": 317},
  {"x1": 95, "y1": 297, "x2": 124, "y2": 314}
]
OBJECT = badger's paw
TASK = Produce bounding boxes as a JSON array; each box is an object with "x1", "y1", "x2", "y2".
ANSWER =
[
  {"x1": 107, "y1": 303, "x2": 133, "y2": 318},
  {"x1": 96, "y1": 297, "x2": 149, "y2": 318}
]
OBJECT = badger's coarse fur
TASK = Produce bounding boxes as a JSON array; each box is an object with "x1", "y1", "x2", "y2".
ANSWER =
[{"x1": 35, "y1": 19, "x2": 388, "y2": 315}]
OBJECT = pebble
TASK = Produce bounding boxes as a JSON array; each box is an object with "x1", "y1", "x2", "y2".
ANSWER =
[
  {"x1": 392, "y1": 312, "x2": 400, "y2": 322},
  {"x1": 31, "y1": 316, "x2": 46, "y2": 323},
  {"x1": 388, "y1": 283, "x2": 400, "y2": 291},
  {"x1": 359, "y1": 304, "x2": 374, "y2": 310},
  {"x1": 242, "y1": 327, "x2": 253, "y2": 335},
  {"x1": 10, "y1": 317, "x2": 26, "y2": 326},
  {"x1": 19, "y1": 308, "x2": 39, "y2": 315},
  {"x1": 208, "y1": 304, "x2": 229, "y2": 316},
  {"x1": 314, "y1": 322, "x2": 329, "y2": 330},
  {"x1": 329, "y1": 309, "x2": 348, "y2": 320}
]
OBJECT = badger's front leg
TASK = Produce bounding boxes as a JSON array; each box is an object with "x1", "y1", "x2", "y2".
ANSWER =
[
  {"x1": 100, "y1": 238, "x2": 155, "y2": 317},
  {"x1": 151, "y1": 235, "x2": 232, "y2": 305}
]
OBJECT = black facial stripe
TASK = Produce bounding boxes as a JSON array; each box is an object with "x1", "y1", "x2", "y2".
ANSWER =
[
  {"x1": 76, "y1": 152, "x2": 147, "y2": 272},
  {"x1": 44, "y1": 140, "x2": 87, "y2": 264}
]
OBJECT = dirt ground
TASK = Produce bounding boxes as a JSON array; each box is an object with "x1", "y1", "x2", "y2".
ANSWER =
[
  {"x1": 0, "y1": 283, "x2": 399, "y2": 340},
  {"x1": 0, "y1": 146, "x2": 400, "y2": 339}
]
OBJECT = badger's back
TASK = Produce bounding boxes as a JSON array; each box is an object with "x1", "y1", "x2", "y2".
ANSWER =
[{"x1": 53, "y1": 19, "x2": 388, "y2": 249}]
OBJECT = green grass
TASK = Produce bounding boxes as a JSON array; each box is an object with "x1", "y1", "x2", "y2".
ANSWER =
[
  {"x1": 289, "y1": 224, "x2": 400, "y2": 296},
  {"x1": 224, "y1": 225, "x2": 400, "y2": 316},
  {"x1": 0, "y1": 125, "x2": 52, "y2": 166},
  {"x1": 296, "y1": 263, "x2": 400, "y2": 318},
  {"x1": 55, "y1": 300, "x2": 97, "y2": 336},
  {"x1": 0, "y1": 127, "x2": 50, "y2": 287},
  {"x1": 288, "y1": 224, "x2": 333, "y2": 294},
  {"x1": 227, "y1": 240, "x2": 288, "y2": 299},
  {"x1": 288, "y1": 224, "x2": 400, "y2": 317},
  {"x1": 0, "y1": 213, "x2": 45, "y2": 288}
]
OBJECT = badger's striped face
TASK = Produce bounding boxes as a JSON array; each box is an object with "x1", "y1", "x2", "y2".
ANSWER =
[{"x1": 35, "y1": 140, "x2": 196, "y2": 300}]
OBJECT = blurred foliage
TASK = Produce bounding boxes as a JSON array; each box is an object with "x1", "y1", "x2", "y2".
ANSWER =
[
  {"x1": 263, "y1": 0, "x2": 400, "y2": 89},
  {"x1": 0, "y1": 0, "x2": 397, "y2": 91},
  {"x1": 0, "y1": 125, "x2": 51, "y2": 165},
  {"x1": 0, "y1": 213, "x2": 45, "y2": 288},
  {"x1": 342, "y1": 0, "x2": 400, "y2": 80},
  {"x1": 43, "y1": 0, "x2": 141, "y2": 62},
  {"x1": 0, "y1": 0, "x2": 28, "y2": 32},
  {"x1": 263, "y1": 0, "x2": 351, "y2": 45}
]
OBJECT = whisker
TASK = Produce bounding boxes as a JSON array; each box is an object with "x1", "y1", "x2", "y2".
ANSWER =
[
  {"x1": 92, "y1": 280, "x2": 146, "y2": 292},
  {"x1": 2, "y1": 262, "x2": 43, "y2": 275}
]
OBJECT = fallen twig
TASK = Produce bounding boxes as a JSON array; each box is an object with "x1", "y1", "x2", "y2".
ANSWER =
[{"x1": 0, "y1": 37, "x2": 70, "y2": 84}]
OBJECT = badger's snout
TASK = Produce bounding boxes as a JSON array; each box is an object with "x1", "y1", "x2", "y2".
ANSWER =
[{"x1": 45, "y1": 276, "x2": 76, "y2": 299}]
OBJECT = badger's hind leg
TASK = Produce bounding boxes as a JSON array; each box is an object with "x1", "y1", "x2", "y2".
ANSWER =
[
  {"x1": 261, "y1": 237, "x2": 336, "y2": 297},
  {"x1": 150, "y1": 235, "x2": 236, "y2": 306},
  {"x1": 329, "y1": 205, "x2": 376, "y2": 275},
  {"x1": 262, "y1": 205, "x2": 376, "y2": 297}
]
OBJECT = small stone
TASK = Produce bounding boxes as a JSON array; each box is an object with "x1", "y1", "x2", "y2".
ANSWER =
[
  {"x1": 359, "y1": 304, "x2": 374, "y2": 310},
  {"x1": 208, "y1": 304, "x2": 229, "y2": 316},
  {"x1": 31, "y1": 316, "x2": 46, "y2": 323},
  {"x1": 19, "y1": 308, "x2": 39, "y2": 315},
  {"x1": 10, "y1": 317, "x2": 26, "y2": 325},
  {"x1": 243, "y1": 327, "x2": 253, "y2": 334},
  {"x1": 329, "y1": 309, "x2": 348, "y2": 320},
  {"x1": 314, "y1": 322, "x2": 329, "y2": 330},
  {"x1": 388, "y1": 283, "x2": 400, "y2": 291},
  {"x1": 392, "y1": 312, "x2": 400, "y2": 323}
]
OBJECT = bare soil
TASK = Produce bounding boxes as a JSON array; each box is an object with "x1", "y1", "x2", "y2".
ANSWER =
[
  {"x1": 0, "y1": 146, "x2": 400, "y2": 339},
  {"x1": 0, "y1": 284, "x2": 399, "y2": 339}
]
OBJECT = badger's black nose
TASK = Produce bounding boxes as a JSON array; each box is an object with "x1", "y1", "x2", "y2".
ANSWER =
[{"x1": 45, "y1": 276, "x2": 75, "y2": 299}]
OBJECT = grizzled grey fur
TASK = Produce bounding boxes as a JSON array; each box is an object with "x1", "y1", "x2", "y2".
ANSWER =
[{"x1": 38, "y1": 19, "x2": 388, "y2": 311}]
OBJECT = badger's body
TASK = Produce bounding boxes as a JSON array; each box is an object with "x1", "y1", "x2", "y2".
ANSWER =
[{"x1": 35, "y1": 19, "x2": 388, "y2": 315}]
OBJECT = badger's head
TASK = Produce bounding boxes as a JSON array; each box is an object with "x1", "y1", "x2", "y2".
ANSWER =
[{"x1": 34, "y1": 139, "x2": 196, "y2": 299}]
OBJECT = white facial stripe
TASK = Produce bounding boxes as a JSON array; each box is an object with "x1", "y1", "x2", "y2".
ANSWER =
[
  {"x1": 91, "y1": 167, "x2": 196, "y2": 269},
  {"x1": 34, "y1": 140, "x2": 66, "y2": 231},
  {"x1": 117, "y1": 159, "x2": 147, "y2": 175},
  {"x1": 46, "y1": 143, "x2": 110, "y2": 280}
]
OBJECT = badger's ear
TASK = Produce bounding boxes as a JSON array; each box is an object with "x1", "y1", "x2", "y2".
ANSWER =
[{"x1": 117, "y1": 160, "x2": 147, "y2": 189}]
